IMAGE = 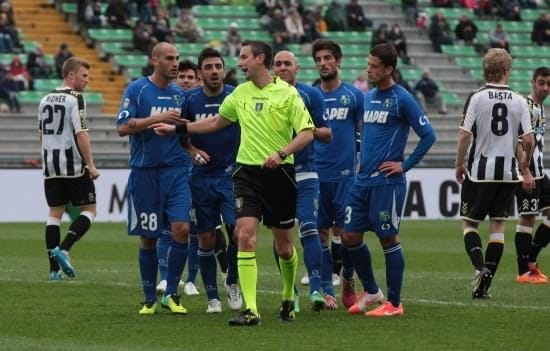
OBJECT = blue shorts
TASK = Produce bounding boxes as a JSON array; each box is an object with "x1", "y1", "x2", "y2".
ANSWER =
[
  {"x1": 317, "y1": 180, "x2": 352, "y2": 229},
  {"x1": 344, "y1": 182, "x2": 406, "y2": 238},
  {"x1": 190, "y1": 174, "x2": 235, "y2": 234},
  {"x1": 296, "y1": 174, "x2": 319, "y2": 238},
  {"x1": 127, "y1": 166, "x2": 191, "y2": 238}
]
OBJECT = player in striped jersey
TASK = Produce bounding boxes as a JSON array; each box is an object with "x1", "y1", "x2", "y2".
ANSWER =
[
  {"x1": 455, "y1": 48, "x2": 535, "y2": 298},
  {"x1": 514, "y1": 66, "x2": 550, "y2": 284},
  {"x1": 38, "y1": 57, "x2": 100, "y2": 281}
]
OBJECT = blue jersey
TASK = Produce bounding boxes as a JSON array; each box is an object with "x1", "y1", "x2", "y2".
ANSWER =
[
  {"x1": 314, "y1": 82, "x2": 364, "y2": 182},
  {"x1": 359, "y1": 84, "x2": 434, "y2": 185},
  {"x1": 183, "y1": 85, "x2": 239, "y2": 176},
  {"x1": 116, "y1": 77, "x2": 191, "y2": 169},
  {"x1": 295, "y1": 82, "x2": 327, "y2": 173}
]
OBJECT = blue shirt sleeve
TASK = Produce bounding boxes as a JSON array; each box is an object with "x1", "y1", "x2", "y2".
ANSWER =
[
  {"x1": 116, "y1": 83, "x2": 138, "y2": 127},
  {"x1": 308, "y1": 87, "x2": 327, "y2": 129}
]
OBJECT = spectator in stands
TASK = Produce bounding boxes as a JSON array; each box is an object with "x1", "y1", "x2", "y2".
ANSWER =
[
  {"x1": 401, "y1": 0, "x2": 418, "y2": 26},
  {"x1": 387, "y1": 23, "x2": 410, "y2": 64},
  {"x1": 0, "y1": 12, "x2": 16, "y2": 53},
  {"x1": 131, "y1": 0, "x2": 153, "y2": 24},
  {"x1": 84, "y1": 0, "x2": 105, "y2": 28},
  {"x1": 224, "y1": 67, "x2": 239, "y2": 87},
  {"x1": 500, "y1": 0, "x2": 521, "y2": 21},
  {"x1": 256, "y1": 0, "x2": 281, "y2": 26},
  {"x1": 152, "y1": 8, "x2": 174, "y2": 43},
  {"x1": 454, "y1": 14, "x2": 478, "y2": 45},
  {"x1": 474, "y1": 0, "x2": 493, "y2": 18},
  {"x1": 105, "y1": 0, "x2": 131, "y2": 29},
  {"x1": 488, "y1": 23, "x2": 510, "y2": 52},
  {"x1": 353, "y1": 73, "x2": 369, "y2": 93},
  {"x1": 173, "y1": 8, "x2": 203, "y2": 43},
  {"x1": 224, "y1": 22, "x2": 242, "y2": 58},
  {"x1": 0, "y1": 1, "x2": 15, "y2": 26},
  {"x1": 302, "y1": 9, "x2": 321, "y2": 43},
  {"x1": 312, "y1": 5, "x2": 328, "y2": 33},
  {"x1": 54, "y1": 43, "x2": 74, "y2": 79},
  {"x1": 414, "y1": 68, "x2": 447, "y2": 114},
  {"x1": 429, "y1": 11, "x2": 453, "y2": 53},
  {"x1": 371, "y1": 23, "x2": 389, "y2": 47},
  {"x1": 431, "y1": 0, "x2": 453, "y2": 7},
  {"x1": 346, "y1": 0, "x2": 371, "y2": 31},
  {"x1": 393, "y1": 68, "x2": 412, "y2": 93},
  {"x1": 324, "y1": 0, "x2": 348, "y2": 31},
  {"x1": 142, "y1": 57, "x2": 154, "y2": 76},
  {"x1": 285, "y1": 7, "x2": 307, "y2": 43},
  {"x1": 268, "y1": 9, "x2": 290, "y2": 45},
  {"x1": 531, "y1": 13, "x2": 550, "y2": 46},
  {"x1": 9, "y1": 56, "x2": 33, "y2": 91},
  {"x1": 26, "y1": 44, "x2": 53, "y2": 79},
  {"x1": 0, "y1": 62, "x2": 20, "y2": 113},
  {"x1": 133, "y1": 20, "x2": 158, "y2": 54}
]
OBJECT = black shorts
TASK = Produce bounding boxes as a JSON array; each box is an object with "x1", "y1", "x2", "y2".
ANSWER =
[
  {"x1": 516, "y1": 174, "x2": 550, "y2": 215},
  {"x1": 44, "y1": 169, "x2": 96, "y2": 207},
  {"x1": 460, "y1": 177, "x2": 518, "y2": 221},
  {"x1": 232, "y1": 164, "x2": 296, "y2": 229}
]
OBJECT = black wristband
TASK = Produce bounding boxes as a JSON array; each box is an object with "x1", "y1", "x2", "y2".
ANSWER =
[{"x1": 175, "y1": 124, "x2": 188, "y2": 134}]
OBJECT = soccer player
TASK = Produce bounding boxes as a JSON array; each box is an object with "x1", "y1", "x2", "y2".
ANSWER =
[
  {"x1": 272, "y1": 50, "x2": 332, "y2": 311},
  {"x1": 456, "y1": 48, "x2": 534, "y2": 299},
  {"x1": 181, "y1": 48, "x2": 242, "y2": 313},
  {"x1": 515, "y1": 66, "x2": 550, "y2": 284},
  {"x1": 116, "y1": 42, "x2": 191, "y2": 315},
  {"x1": 153, "y1": 40, "x2": 314, "y2": 326},
  {"x1": 176, "y1": 60, "x2": 200, "y2": 90},
  {"x1": 343, "y1": 43, "x2": 436, "y2": 317},
  {"x1": 39, "y1": 57, "x2": 100, "y2": 280},
  {"x1": 312, "y1": 39, "x2": 364, "y2": 309}
]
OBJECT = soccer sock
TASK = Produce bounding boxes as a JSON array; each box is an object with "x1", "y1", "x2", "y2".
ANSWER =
[
  {"x1": 515, "y1": 225, "x2": 532, "y2": 275},
  {"x1": 321, "y1": 244, "x2": 335, "y2": 296},
  {"x1": 139, "y1": 247, "x2": 158, "y2": 302},
  {"x1": 59, "y1": 211, "x2": 93, "y2": 251},
  {"x1": 530, "y1": 220, "x2": 550, "y2": 262},
  {"x1": 279, "y1": 247, "x2": 298, "y2": 301},
  {"x1": 214, "y1": 227, "x2": 228, "y2": 274},
  {"x1": 346, "y1": 243, "x2": 378, "y2": 294},
  {"x1": 64, "y1": 203, "x2": 80, "y2": 222},
  {"x1": 340, "y1": 244, "x2": 355, "y2": 281},
  {"x1": 331, "y1": 236, "x2": 343, "y2": 275},
  {"x1": 237, "y1": 251, "x2": 258, "y2": 313},
  {"x1": 485, "y1": 233, "x2": 504, "y2": 276},
  {"x1": 165, "y1": 239, "x2": 188, "y2": 296},
  {"x1": 300, "y1": 229, "x2": 322, "y2": 294},
  {"x1": 156, "y1": 231, "x2": 171, "y2": 281},
  {"x1": 186, "y1": 233, "x2": 199, "y2": 283},
  {"x1": 198, "y1": 248, "x2": 219, "y2": 300},
  {"x1": 225, "y1": 225, "x2": 238, "y2": 285},
  {"x1": 463, "y1": 229, "x2": 484, "y2": 272},
  {"x1": 45, "y1": 217, "x2": 61, "y2": 272},
  {"x1": 384, "y1": 243, "x2": 405, "y2": 307}
]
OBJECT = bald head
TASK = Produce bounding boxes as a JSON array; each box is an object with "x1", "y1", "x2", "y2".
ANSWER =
[
  {"x1": 151, "y1": 42, "x2": 177, "y2": 58},
  {"x1": 274, "y1": 50, "x2": 298, "y2": 65},
  {"x1": 150, "y1": 42, "x2": 179, "y2": 85},
  {"x1": 272, "y1": 50, "x2": 300, "y2": 85}
]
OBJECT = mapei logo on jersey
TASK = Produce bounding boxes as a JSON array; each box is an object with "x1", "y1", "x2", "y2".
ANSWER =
[
  {"x1": 364, "y1": 110, "x2": 388, "y2": 124},
  {"x1": 339, "y1": 95, "x2": 351, "y2": 106},
  {"x1": 255, "y1": 102, "x2": 264, "y2": 112},
  {"x1": 324, "y1": 107, "x2": 349, "y2": 120},
  {"x1": 150, "y1": 106, "x2": 182, "y2": 115},
  {"x1": 383, "y1": 98, "x2": 392, "y2": 109},
  {"x1": 195, "y1": 113, "x2": 216, "y2": 121}
]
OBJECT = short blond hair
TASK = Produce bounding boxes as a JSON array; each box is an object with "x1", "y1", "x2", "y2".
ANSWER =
[
  {"x1": 62, "y1": 57, "x2": 90, "y2": 78},
  {"x1": 483, "y1": 48, "x2": 511, "y2": 83}
]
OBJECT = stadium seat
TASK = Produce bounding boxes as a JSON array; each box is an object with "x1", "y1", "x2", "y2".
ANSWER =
[
  {"x1": 196, "y1": 18, "x2": 260, "y2": 31},
  {"x1": 511, "y1": 45, "x2": 550, "y2": 58},
  {"x1": 456, "y1": 57, "x2": 482, "y2": 70},
  {"x1": 323, "y1": 31, "x2": 372, "y2": 44},
  {"x1": 17, "y1": 91, "x2": 104, "y2": 105},
  {"x1": 508, "y1": 33, "x2": 532, "y2": 45},
  {"x1": 202, "y1": 30, "x2": 270, "y2": 42},
  {"x1": 22, "y1": 41, "x2": 38, "y2": 53},
  {"x1": 423, "y1": 7, "x2": 474, "y2": 20},
  {"x1": 441, "y1": 45, "x2": 477, "y2": 57},
  {"x1": 34, "y1": 79, "x2": 62, "y2": 91},
  {"x1": 400, "y1": 68, "x2": 422, "y2": 81},
  {"x1": 192, "y1": 5, "x2": 257, "y2": 18},
  {"x1": 114, "y1": 55, "x2": 148, "y2": 68},
  {"x1": 88, "y1": 29, "x2": 133, "y2": 42},
  {"x1": 442, "y1": 92, "x2": 461, "y2": 106},
  {"x1": 100, "y1": 42, "x2": 136, "y2": 55},
  {"x1": 175, "y1": 43, "x2": 208, "y2": 55}
]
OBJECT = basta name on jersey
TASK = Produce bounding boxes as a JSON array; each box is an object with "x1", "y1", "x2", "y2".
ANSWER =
[
  {"x1": 149, "y1": 106, "x2": 181, "y2": 115},
  {"x1": 487, "y1": 91, "x2": 512, "y2": 100},
  {"x1": 363, "y1": 110, "x2": 389, "y2": 124},
  {"x1": 323, "y1": 107, "x2": 349, "y2": 120}
]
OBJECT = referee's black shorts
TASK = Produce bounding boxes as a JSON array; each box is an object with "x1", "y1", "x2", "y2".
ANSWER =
[{"x1": 232, "y1": 163, "x2": 296, "y2": 229}]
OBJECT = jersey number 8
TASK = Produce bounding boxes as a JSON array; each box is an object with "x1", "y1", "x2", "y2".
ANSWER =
[{"x1": 490, "y1": 103, "x2": 508, "y2": 136}]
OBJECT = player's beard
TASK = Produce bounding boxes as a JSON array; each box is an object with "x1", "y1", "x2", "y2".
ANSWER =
[{"x1": 320, "y1": 70, "x2": 338, "y2": 82}]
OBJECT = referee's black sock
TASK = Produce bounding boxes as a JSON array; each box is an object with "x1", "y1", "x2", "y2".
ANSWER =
[
  {"x1": 45, "y1": 218, "x2": 61, "y2": 272},
  {"x1": 530, "y1": 221, "x2": 550, "y2": 262},
  {"x1": 515, "y1": 227, "x2": 532, "y2": 275},
  {"x1": 60, "y1": 212, "x2": 93, "y2": 251},
  {"x1": 463, "y1": 230, "x2": 484, "y2": 272}
]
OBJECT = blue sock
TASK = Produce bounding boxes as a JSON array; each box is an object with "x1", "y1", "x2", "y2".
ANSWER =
[
  {"x1": 139, "y1": 247, "x2": 158, "y2": 302},
  {"x1": 165, "y1": 240, "x2": 188, "y2": 296},
  {"x1": 340, "y1": 245, "x2": 355, "y2": 281},
  {"x1": 346, "y1": 243, "x2": 378, "y2": 294},
  {"x1": 225, "y1": 242, "x2": 238, "y2": 285},
  {"x1": 156, "y1": 231, "x2": 171, "y2": 281},
  {"x1": 384, "y1": 243, "x2": 405, "y2": 307},
  {"x1": 186, "y1": 234, "x2": 199, "y2": 283},
  {"x1": 198, "y1": 248, "x2": 219, "y2": 300},
  {"x1": 321, "y1": 245, "x2": 334, "y2": 296},
  {"x1": 301, "y1": 231, "x2": 322, "y2": 294}
]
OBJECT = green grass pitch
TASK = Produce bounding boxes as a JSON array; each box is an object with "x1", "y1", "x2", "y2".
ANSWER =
[{"x1": 0, "y1": 221, "x2": 548, "y2": 351}]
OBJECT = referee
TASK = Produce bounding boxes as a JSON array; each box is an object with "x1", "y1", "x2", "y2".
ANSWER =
[{"x1": 154, "y1": 40, "x2": 314, "y2": 326}]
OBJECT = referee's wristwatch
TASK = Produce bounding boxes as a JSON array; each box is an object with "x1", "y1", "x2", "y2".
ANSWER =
[{"x1": 277, "y1": 150, "x2": 288, "y2": 160}]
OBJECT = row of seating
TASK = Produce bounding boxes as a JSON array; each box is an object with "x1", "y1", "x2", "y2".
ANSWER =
[
  {"x1": 441, "y1": 42, "x2": 550, "y2": 57},
  {"x1": 422, "y1": 6, "x2": 544, "y2": 22}
]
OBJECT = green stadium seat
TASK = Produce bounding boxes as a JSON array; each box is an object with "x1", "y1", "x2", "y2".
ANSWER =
[
  {"x1": 0, "y1": 53, "x2": 27, "y2": 65},
  {"x1": 456, "y1": 57, "x2": 482, "y2": 69},
  {"x1": 323, "y1": 31, "x2": 371, "y2": 44},
  {"x1": 511, "y1": 45, "x2": 550, "y2": 58},
  {"x1": 521, "y1": 9, "x2": 543, "y2": 21},
  {"x1": 509, "y1": 81, "x2": 531, "y2": 93},
  {"x1": 100, "y1": 42, "x2": 136, "y2": 55},
  {"x1": 127, "y1": 67, "x2": 143, "y2": 80},
  {"x1": 34, "y1": 79, "x2": 62, "y2": 91},
  {"x1": 85, "y1": 92, "x2": 105, "y2": 105},
  {"x1": 114, "y1": 55, "x2": 148, "y2": 68},
  {"x1": 341, "y1": 44, "x2": 365, "y2": 56},
  {"x1": 17, "y1": 90, "x2": 104, "y2": 105},
  {"x1": 196, "y1": 17, "x2": 260, "y2": 31},
  {"x1": 423, "y1": 7, "x2": 474, "y2": 20},
  {"x1": 400, "y1": 68, "x2": 422, "y2": 81},
  {"x1": 442, "y1": 92, "x2": 462, "y2": 106},
  {"x1": 508, "y1": 33, "x2": 532, "y2": 45},
  {"x1": 514, "y1": 57, "x2": 547, "y2": 69},
  {"x1": 62, "y1": 3, "x2": 107, "y2": 15},
  {"x1": 175, "y1": 43, "x2": 208, "y2": 55},
  {"x1": 22, "y1": 41, "x2": 38, "y2": 53},
  {"x1": 441, "y1": 45, "x2": 477, "y2": 57},
  {"x1": 193, "y1": 5, "x2": 256, "y2": 18},
  {"x1": 502, "y1": 21, "x2": 534, "y2": 33},
  {"x1": 202, "y1": 30, "x2": 270, "y2": 43},
  {"x1": 88, "y1": 29, "x2": 133, "y2": 42}
]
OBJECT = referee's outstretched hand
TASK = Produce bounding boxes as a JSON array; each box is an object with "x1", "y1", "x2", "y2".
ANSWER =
[{"x1": 152, "y1": 123, "x2": 176, "y2": 136}]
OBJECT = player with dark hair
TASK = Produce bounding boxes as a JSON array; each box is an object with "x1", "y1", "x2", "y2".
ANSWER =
[
  {"x1": 116, "y1": 42, "x2": 190, "y2": 315},
  {"x1": 39, "y1": 57, "x2": 100, "y2": 280},
  {"x1": 344, "y1": 43, "x2": 436, "y2": 316},
  {"x1": 311, "y1": 38, "x2": 364, "y2": 309},
  {"x1": 153, "y1": 40, "x2": 315, "y2": 326},
  {"x1": 176, "y1": 59, "x2": 200, "y2": 90},
  {"x1": 515, "y1": 66, "x2": 550, "y2": 284},
  {"x1": 456, "y1": 48, "x2": 534, "y2": 299}
]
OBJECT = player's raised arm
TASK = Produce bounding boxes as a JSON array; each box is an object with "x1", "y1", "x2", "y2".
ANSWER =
[{"x1": 153, "y1": 114, "x2": 231, "y2": 135}]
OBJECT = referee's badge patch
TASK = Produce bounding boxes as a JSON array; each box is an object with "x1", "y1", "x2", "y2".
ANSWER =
[{"x1": 255, "y1": 102, "x2": 264, "y2": 112}]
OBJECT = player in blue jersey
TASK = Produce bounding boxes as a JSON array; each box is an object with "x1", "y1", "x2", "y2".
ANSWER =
[
  {"x1": 116, "y1": 42, "x2": 191, "y2": 315},
  {"x1": 344, "y1": 43, "x2": 436, "y2": 316},
  {"x1": 272, "y1": 50, "x2": 332, "y2": 311},
  {"x1": 312, "y1": 39, "x2": 364, "y2": 309},
  {"x1": 181, "y1": 48, "x2": 242, "y2": 313}
]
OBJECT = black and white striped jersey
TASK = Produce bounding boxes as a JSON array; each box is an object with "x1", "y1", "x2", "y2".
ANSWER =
[
  {"x1": 526, "y1": 95, "x2": 545, "y2": 179},
  {"x1": 460, "y1": 83, "x2": 533, "y2": 183},
  {"x1": 38, "y1": 87, "x2": 88, "y2": 179}
]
